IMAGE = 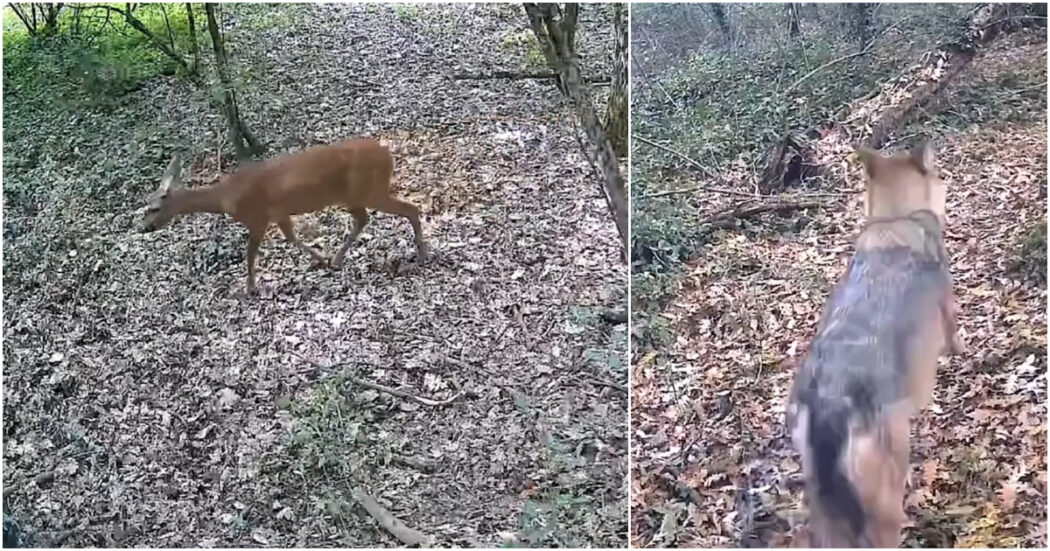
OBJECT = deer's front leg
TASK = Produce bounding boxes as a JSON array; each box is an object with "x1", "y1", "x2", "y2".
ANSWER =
[{"x1": 245, "y1": 229, "x2": 264, "y2": 296}]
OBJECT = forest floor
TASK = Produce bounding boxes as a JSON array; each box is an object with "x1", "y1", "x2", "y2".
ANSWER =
[
  {"x1": 2, "y1": 4, "x2": 626, "y2": 547},
  {"x1": 630, "y1": 24, "x2": 1046, "y2": 549}
]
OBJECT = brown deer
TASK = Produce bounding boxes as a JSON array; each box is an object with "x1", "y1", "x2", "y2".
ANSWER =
[
  {"x1": 139, "y1": 139, "x2": 427, "y2": 294},
  {"x1": 787, "y1": 142, "x2": 964, "y2": 547}
]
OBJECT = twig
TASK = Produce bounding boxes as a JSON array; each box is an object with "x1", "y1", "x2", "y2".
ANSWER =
[
  {"x1": 637, "y1": 184, "x2": 756, "y2": 200},
  {"x1": 590, "y1": 378, "x2": 627, "y2": 394},
  {"x1": 351, "y1": 487, "x2": 433, "y2": 547},
  {"x1": 702, "y1": 201, "x2": 824, "y2": 231},
  {"x1": 453, "y1": 70, "x2": 609, "y2": 84},
  {"x1": 634, "y1": 135, "x2": 716, "y2": 176},
  {"x1": 525, "y1": 316, "x2": 557, "y2": 353},
  {"x1": 436, "y1": 352, "x2": 473, "y2": 372},
  {"x1": 391, "y1": 453, "x2": 439, "y2": 473},
  {"x1": 291, "y1": 352, "x2": 463, "y2": 407},
  {"x1": 976, "y1": 15, "x2": 1047, "y2": 31},
  {"x1": 631, "y1": 54, "x2": 680, "y2": 111}
]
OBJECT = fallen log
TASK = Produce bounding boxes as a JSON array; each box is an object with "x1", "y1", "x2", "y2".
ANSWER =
[
  {"x1": 758, "y1": 3, "x2": 1029, "y2": 193},
  {"x1": 453, "y1": 70, "x2": 610, "y2": 85}
]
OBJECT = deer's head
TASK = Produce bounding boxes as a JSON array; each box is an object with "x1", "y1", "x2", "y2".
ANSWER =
[{"x1": 140, "y1": 155, "x2": 184, "y2": 232}]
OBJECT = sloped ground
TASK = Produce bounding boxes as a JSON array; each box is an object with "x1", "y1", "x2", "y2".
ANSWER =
[
  {"x1": 630, "y1": 30, "x2": 1046, "y2": 548},
  {"x1": 2, "y1": 4, "x2": 627, "y2": 547}
]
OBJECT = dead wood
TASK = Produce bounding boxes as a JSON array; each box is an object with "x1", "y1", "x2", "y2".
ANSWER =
[
  {"x1": 351, "y1": 487, "x2": 433, "y2": 547},
  {"x1": 391, "y1": 453, "x2": 440, "y2": 473},
  {"x1": 863, "y1": 3, "x2": 1023, "y2": 149},
  {"x1": 757, "y1": 3, "x2": 1025, "y2": 194},
  {"x1": 757, "y1": 132, "x2": 822, "y2": 194},
  {"x1": 292, "y1": 352, "x2": 464, "y2": 407},
  {"x1": 636, "y1": 133, "x2": 850, "y2": 200},
  {"x1": 453, "y1": 70, "x2": 610, "y2": 85},
  {"x1": 701, "y1": 200, "x2": 824, "y2": 231}
]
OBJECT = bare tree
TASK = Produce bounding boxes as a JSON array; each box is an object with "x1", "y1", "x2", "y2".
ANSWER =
[
  {"x1": 709, "y1": 3, "x2": 732, "y2": 45},
  {"x1": 186, "y1": 3, "x2": 200, "y2": 74},
  {"x1": 84, "y1": 4, "x2": 192, "y2": 75},
  {"x1": 851, "y1": 3, "x2": 876, "y2": 45},
  {"x1": 787, "y1": 3, "x2": 801, "y2": 39},
  {"x1": 204, "y1": 3, "x2": 265, "y2": 159},
  {"x1": 524, "y1": 3, "x2": 628, "y2": 255},
  {"x1": 10, "y1": 3, "x2": 64, "y2": 35},
  {"x1": 605, "y1": 3, "x2": 628, "y2": 158}
]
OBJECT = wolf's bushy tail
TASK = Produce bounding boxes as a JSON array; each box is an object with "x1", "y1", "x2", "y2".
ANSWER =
[{"x1": 806, "y1": 398, "x2": 868, "y2": 540}]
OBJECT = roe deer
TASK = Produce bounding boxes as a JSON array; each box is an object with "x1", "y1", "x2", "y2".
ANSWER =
[
  {"x1": 139, "y1": 139, "x2": 427, "y2": 294},
  {"x1": 786, "y1": 142, "x2": 964, "y2": 547}
]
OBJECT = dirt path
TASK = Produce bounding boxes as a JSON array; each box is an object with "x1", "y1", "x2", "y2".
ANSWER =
[
  {"x1": 3, "y1": 4, "x2": 626, "y2": 547},
  {"x1": 630, "y1": 31, "x2": 1046, "y2": 548}
]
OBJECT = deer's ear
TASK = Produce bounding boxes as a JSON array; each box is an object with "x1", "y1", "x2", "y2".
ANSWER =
[
  {"x1": 910, "y1": 141, "x2": 936, "y2": 174},
  {"x1": 159, "y1": 154, "x2": 183, "y2": 192},
  {"x1": 856, "y1": 146, "x2": 880, "y2": 179}
]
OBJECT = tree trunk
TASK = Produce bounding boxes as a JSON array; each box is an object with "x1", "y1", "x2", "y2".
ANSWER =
[
  {"x1": 10, "y1": 4, "x2": 38, "y2": 35},
  {"x1": 205, "y1": 3, "x2": 264, "y2": 160},
  {"x1": 851, "y1": 3, "x2": 875, "y2": 45},
  {"x1": 42, "y1": 3, "x2": 63, "y2": 34},
  {"x1": 524, "y1": 3, "x2": 629, "y2": 257},
  {"x1": 605, "y1": 3, "x2": 628, "y2": 158},
  {"x1": 709, "y1": 3, "x2": 732, "y2": 46},
  {"x1": 186, "y1": 3, "x2": 200, "y2": 74},
  {"x1": 787, "y1": 3, "x2": 801, "y2": 39}
]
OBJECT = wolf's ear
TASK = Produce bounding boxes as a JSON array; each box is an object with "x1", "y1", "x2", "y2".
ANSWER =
[
  {"x1": 910, "y1": 141, "x2": 936, "y2": 174},
  {"x1": 856, "y1": 146, "x2": 880, "y2": 179}
]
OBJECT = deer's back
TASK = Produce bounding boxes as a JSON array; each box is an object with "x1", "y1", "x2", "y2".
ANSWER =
[{"x1": 227, "y1": 139, "x2": 394, "y2": 221}]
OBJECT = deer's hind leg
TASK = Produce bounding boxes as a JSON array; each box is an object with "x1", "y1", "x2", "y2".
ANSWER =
[
  {"x1": 332, "y1": 208, "x2": 369, "y2": 269},
  {"x1": 372, "y1": 197, "x2": 428, "y2": 261},
  {"x1": 277, "y1": 216, "x2": 328, "y2": 269}
]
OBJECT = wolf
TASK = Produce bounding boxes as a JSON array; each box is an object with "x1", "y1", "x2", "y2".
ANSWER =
[{"x1": 787, "y1": 142, "x2": 964, "y2": 547}]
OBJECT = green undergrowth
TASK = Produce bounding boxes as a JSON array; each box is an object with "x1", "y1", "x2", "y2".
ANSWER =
[
  {"x1": 631, "y1": 38, "x2": 893, "y2": 343},
  {"x1": 3, "y1": 4, "x2": 201, "y2": 109}
]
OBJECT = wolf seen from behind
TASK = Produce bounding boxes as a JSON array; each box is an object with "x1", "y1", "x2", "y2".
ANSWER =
[{"x1": 786, "y1": 142, "x2": 964, "y2": 547}]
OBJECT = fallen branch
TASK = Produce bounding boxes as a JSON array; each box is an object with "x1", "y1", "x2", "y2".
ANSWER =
[
  {"x1": 637, "y1": 182, "x2": 852, "y2": 201},
  {"x1": 391, "y1": 453, "x2": 440, "y2": 473},
  {"x1": 292, "y1": 352, "x2": 463, "y2": 407},
  {"x1": 454, "y1": 70, "x2": 610, "y2": 84},
  {"x1": 351, "y1": 487, "x2": 433, "y2": 547},
  {"x1": 702, "y1": 200, "x2": 825, "y2": 231}
]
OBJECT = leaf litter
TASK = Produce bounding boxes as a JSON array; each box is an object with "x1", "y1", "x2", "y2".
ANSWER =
[{"x1": 2, "y1": 4, "x2": 626, "y2": 547}]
